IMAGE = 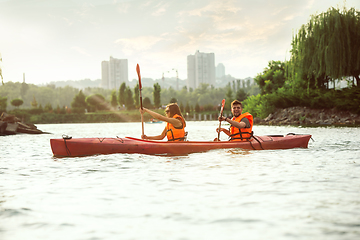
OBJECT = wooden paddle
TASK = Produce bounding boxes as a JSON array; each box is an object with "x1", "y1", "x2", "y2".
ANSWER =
[
  {"x1": 217, "y1": 99, "x2": 226, "y2": 141},
  {"x1": 136, "y1": 64, "x2": 144, "y2": 137}
]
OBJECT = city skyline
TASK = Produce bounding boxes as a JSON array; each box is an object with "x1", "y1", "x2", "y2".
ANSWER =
[{"x1": 1, "y1": 0, "x2": 359, "y2": 85}]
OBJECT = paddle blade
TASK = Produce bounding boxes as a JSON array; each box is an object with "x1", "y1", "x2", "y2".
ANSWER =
[
  {"x1": 136, "y1": 64, "x2": 142, "y2": 89},
  {"x1": 220, "y1": 99, "x2": 225, "y2": 115}
]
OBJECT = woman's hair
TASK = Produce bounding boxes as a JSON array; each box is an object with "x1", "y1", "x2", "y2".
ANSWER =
[{"x1": 166, "y1": 103, "x2": 186, "y2": 126}]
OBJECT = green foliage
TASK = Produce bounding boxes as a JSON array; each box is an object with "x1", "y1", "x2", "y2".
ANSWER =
[
  {"x1": 243, "y1": 94, "x2": 275, "y2": 119},
  {"x1": 20, "y1": 82, "x2": 29, "y2": 98},
  {"x1": 225, "y1": 83, "x2": 233, "y2": 110},
  {"x1": 133, "y1": 84, "x2": 140, "y2": 109},
  {"x1": 71, "y1": 90, "x2": 88, "y2": 113},
  {"x1": 195, "y1": 103, "x2": 200, "y2": 113},
  {"x1": 10, "y1": 98, "x2": 24, "y2": 107},
  {"x1": 86, "y1": 94, "x2": 107, "y2": 111},
  {"x1": 333, "y1": 87, "x2": 360, "y2": 113},
  {"x1": 179, "y1": 102, "x2": 184, "y2": 112},
  {"x1": 31, "y1": 96, "x2": 38, "y2": 108},
  {"x1": 0, "y1": 96, "x2": 7, "y2": 112},
  {"x1": 143, "y1": 97, "x2": 152, "y2": 108},
  {"x1": 255, "y1": 61, "x2": 286, "y2": 94},
  {"x1": 153, "y1": 83, "x2": 161, "y2": 108},
  {"x1": 124, "y1": 87, "x2": 134, "y2": 110},
  {"x1": 288, "y1": 6, "x2": 360, "y2": 89},
  {"x1": 44, "y1": 103, "x2": 53, "y2": 112},
  {"x1": 235, "y1": 89, "x2": 248, "y2": 102},
  {"x1": 169, "y1": 97, "x2": 177, "y2": 103},
  {"x1": 110, "y1": 90, "x2": 118, "y2": 108},
  {"x1": 185, "y1": 102, "x2": 190, "y2": 113},
  {"x1": 118, "y1": 82, "x2": 126, "y2": 106}
]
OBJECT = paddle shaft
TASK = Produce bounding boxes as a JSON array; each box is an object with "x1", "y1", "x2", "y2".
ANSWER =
[
  {"x1": 217, "y1": 99, "x2": 225, "y2": 141},
  {"x1": 136, "y1": 64, "x2": 144, "y2": 136}
]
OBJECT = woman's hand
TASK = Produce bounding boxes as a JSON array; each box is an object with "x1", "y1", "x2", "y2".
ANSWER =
[{"x1": 139, "y1": 107, "x2": 146, "y2": 115}]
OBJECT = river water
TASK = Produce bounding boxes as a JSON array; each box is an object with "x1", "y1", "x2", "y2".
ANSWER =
[{"x1": 1, "y1": 122, "x2": 359, "y2": 240}]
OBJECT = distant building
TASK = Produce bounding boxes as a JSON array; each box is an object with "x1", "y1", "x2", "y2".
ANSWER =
[
  {"x1": 187, "y1": 50, "x2": 216, "y2": 90},
  {"x1": 101, "y1": 56, "x2": 128, "y2": 90},
  {"x1": 216, "y1": 63, "x2": 225, "y2": 79}
]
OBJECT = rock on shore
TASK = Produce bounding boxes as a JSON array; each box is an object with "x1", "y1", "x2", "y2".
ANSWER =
[
  {"x1": 254, "y1": 107, "x2": 360, "y2": 126},
  {"x1": 0, "y1": 112, "x2": 49, "y2": 135}
]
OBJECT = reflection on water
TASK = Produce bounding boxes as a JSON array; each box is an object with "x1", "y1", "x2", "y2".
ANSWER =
[
  {"x1": 227, "y1": 149, "x2": 253, "y2": 155},
  {"x1": 1, "y1": 122, "x2": 360, "y2": 240}
]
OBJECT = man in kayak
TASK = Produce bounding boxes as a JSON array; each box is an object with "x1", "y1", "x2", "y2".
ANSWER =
[
  {"x1": 216, "y1": 100, "x2": 253, "y2": 141},
  {"x1": 139, "y1": 103, "x2": 187, "y2": 141}
]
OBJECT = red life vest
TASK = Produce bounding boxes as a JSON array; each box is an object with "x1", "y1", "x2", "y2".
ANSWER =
[
  {"x1": 229, "y1": 112, "x2": 253, "y2": 141},
  {"x1": 166, "y1": 114, "x2": 186, "y2": 141}
]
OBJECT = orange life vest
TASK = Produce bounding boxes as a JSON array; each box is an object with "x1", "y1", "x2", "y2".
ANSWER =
[
  {"x1": 229, "y1": 112, "x2": 253, "y2": 141},
  {"x1": 166, "y1": 114, "x2": 186, "y2": 141}
]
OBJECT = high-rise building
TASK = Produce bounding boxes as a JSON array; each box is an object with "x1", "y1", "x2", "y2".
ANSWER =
[
  {"x1": 216, "y1": 63, "x2": 225, "y2": 79},
  {"x1": 187, "y1": 50, "x2": 215, "y2": 90},
  {"x1": 101, "y1": 56, "x2": 128, "y2": 89}
]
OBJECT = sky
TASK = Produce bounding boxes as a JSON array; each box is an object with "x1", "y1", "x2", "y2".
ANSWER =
[{"x1": 0, "y1": 0, "x2": 359, "y2": 85}]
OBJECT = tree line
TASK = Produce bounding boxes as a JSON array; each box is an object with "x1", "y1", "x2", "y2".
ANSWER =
[{"x1": 0, "y1": 78, "x2": 259, "y2": 115}]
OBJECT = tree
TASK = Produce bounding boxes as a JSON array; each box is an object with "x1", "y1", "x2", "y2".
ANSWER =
[
  {"x1": 31, "y1": 96, "x2": 38, "y2": 108},
  {"x1": 10, "y1": 98, "x2": 24, "y2": 108},
  {"x1": 20, "y1": 82, "x2": 29, "y2": 99},
  {"x1": 86, "y1": 94, "x2": 106, "y2": 111},
  {"x1": 124, "y1": 86, "x2": 134, "y2": 110},
  {"x1": 288, "y1": 6, "x2": 360, "y2": 89},
  {"x1": 71, "y1": 90, "x2": 87, "y2": 113},
  {"x1": 0, "y1": 96, "x2": 7, "y2": 112},
  {"x1": 254, "y1": 61, "x2": 286, "y2": 94},
  {"x1": 110, "y1": 90, "x2": 118, "y2": 109},
  {"x1": 179, "y1": 102, "x2": 184, "y2": 112},
  {"x1": 235, "y1": 89, "x2": 249, "y2": 102},
  {"x1": 170, "y1": 97, "x2": 177, "y2": 103},
  {"x1": 44, "y1": 103, "x2": 53, "y2": 112},
  {"x1": 195, "y1": 103, "x2": 200, "y2": 113},
  {"x1": 225, "y1": 83, "x2": 233, "y2": 110},
  {"x1": 118, "y1": 82, "x2": 126, "y2": 107},
  {"x1": 133, "y1": 84, "x2": 140, "y2": 109},
  {"x1": 153, "y1": 83, "x2": 161, "y2": 108},
  {"x1": 143, "y1": 97, "x2": 152, "y2": 108},
  {"x1": 185, "y1": 102, "x2": 190, "y2": 113}
]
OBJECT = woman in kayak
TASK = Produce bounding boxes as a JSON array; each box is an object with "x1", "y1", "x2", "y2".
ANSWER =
[{"x1": 139, "y1": 103, "x2": 187, "y2": 141}]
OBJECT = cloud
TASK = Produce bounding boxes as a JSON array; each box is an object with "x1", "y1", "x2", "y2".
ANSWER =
[
  {"x1": 114, "y1": 35, "x2": 164, "y2": 54},
  {"x1": 151, "y1": 1, "x2": 169, "y2": 16},
  {"x1": 71, "y1": 46, "x2": 93, "y2": 57}
]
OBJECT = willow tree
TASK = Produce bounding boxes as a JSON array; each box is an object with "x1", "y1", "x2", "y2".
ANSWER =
[{"x1": 288, "y1": 6, "x2": 360, "y2": 90}]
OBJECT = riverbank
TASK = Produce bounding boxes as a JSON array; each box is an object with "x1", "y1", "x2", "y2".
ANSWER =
[
  {"x1": 2, "y1": 107, "x2": 360, "y2": 127},
  {"x1": 254, "y1": 106, "x2": 360, "y2": 126}
]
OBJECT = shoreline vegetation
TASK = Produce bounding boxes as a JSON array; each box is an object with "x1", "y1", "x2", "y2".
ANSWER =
[{"x1": 1, "y1": 106, "x2": 360, "y2": 127}]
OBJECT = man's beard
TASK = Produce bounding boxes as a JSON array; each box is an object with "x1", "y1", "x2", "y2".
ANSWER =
[{"x1": 233, "y1": 112, "x2": 241, "y2": 117}]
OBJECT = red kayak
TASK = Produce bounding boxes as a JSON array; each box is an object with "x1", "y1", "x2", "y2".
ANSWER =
[{"x1": 50, "y1": 133, "x2": 312, "y2": 157}]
